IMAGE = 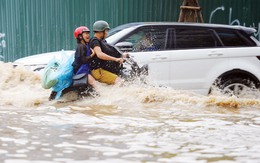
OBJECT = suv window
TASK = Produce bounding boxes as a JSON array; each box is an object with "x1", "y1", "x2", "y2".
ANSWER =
[
  {"x1": 215, "y1": 29, "x2": 256, "y2": 47},
  {"x1": 118, "y1": 27, "x2": 167, "y2": 52},
  {"x1": 174, "y1": 28, "x2": 219, "y2": 49}
]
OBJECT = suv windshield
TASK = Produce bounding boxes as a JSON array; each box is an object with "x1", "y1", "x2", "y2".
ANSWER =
[{"x1": 108, "y1": 23, "x2": 143, "y2": 37}]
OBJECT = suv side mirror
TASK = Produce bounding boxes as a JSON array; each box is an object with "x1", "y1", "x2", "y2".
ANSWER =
[{"x1": 115, "y1": 42, "x2": 133, "y2": 52}]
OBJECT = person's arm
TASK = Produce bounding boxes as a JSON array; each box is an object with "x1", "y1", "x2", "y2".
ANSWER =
[
  {"x1": 110, "y1": 44, "x2": 129, "y2": 58},
  {"x1": 94, "y1": 46, "x2": 123, "y2": 64}
]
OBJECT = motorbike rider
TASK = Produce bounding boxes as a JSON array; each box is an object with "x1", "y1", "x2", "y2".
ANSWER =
[
  {"x1": 89, "y1": 20, "x2": 128, "y2": 85},
  {"x1": 72, "y1": 26, "x2": 97, "y2": 88}
]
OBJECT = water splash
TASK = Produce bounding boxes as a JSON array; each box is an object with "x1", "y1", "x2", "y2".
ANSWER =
[
  {"x1": 0, "y1": 62, "x2": 49, "y2": 107},
  {"x1": 1, "y1": 61, "x2": 260, "y2": 109}
]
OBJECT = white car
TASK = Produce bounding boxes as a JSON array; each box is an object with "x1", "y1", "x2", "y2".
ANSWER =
[{"x1": 106, "y1": 22, "x2": 260, "y2": 97}]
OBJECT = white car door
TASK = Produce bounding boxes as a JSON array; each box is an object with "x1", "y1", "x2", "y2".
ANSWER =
[
  {"x1": 114, "y1": 26, "x2": 173, "y2": 85},
  {"x1": 162, "y1": 27, "x2": 228, "y2": 94},
  {"x1": 169, "y1": 48, "x2": 228, "y2": 94}
]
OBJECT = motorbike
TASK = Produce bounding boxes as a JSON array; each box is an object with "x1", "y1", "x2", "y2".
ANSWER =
[{"x1": 48, "y1": 57, "x2": 148, "y2": 101}]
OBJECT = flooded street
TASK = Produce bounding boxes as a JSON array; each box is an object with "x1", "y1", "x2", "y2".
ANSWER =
[{"x1": 1, "y1": 62, "x2": 260, "y2": 163}]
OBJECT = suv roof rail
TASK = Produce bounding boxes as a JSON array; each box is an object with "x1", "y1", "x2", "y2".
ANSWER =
[{"x1": 140, "y1": 22, "x2": 257, "y2": 35}]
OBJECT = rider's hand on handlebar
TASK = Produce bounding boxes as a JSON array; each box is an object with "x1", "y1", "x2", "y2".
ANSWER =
[
  {"x1": 122, "y1": 53, "x2": 130, "y2": 58},
  {"x1": 115, "y1": 58, "x2": 124, "y2": 64}
]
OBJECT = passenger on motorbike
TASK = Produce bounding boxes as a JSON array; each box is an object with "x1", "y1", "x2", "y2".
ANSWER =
[
  {"x1": 89, "y1": 20, "x2": 129, "y2": 85},
  {"x1": 72, "y1": 26, "x2": 97, "y2": 88}
]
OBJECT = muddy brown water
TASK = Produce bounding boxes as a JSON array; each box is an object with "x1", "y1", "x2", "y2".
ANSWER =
[{"x1": 1, "y1": 62, "x2": 260, "y2": 163}]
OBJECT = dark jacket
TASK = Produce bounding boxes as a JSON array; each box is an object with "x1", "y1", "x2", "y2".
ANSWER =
[{"x1": 89, "y1": 37, "x2": 122, "y2": 74}]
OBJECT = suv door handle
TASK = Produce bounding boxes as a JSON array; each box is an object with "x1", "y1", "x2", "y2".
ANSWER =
[
  {"x1": 208, "y1": 52, "x2": 223, "y2": 57},
  {"x1": 152, "y1": 55, "x2": 168, "y2": 60},
  {"x1": 152, "y1": 56, "x2": 168, "y2": 60}
]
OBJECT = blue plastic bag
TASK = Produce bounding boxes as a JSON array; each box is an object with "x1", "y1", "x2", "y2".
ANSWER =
[{"x1": 41, "y1": 50, "x2": 74, "y2": 99}]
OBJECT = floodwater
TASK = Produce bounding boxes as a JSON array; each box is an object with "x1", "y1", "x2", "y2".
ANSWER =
[{"x1": 1, "y1": 62, "x2": 260, "y2": 163}]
